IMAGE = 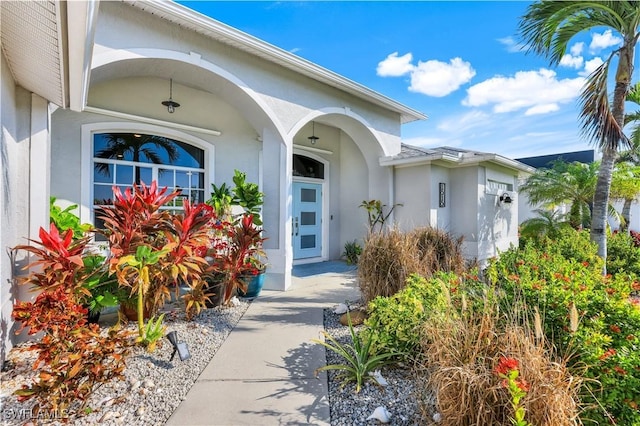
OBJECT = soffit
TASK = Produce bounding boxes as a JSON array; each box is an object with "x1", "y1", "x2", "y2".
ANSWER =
[
  {"x1": 123, "y1": 0, "x2": 426, "y2": 124},
  {"x1": 1, "y1": 1, "x2": 66, "y2": 107}
]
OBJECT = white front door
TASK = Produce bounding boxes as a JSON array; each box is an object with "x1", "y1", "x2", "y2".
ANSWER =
[{"x1": 293, "y1": 181, "x2": 322, "y2": 259}]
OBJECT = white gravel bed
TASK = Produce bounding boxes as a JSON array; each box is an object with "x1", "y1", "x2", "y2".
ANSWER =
[
  {"x1": 322, "y1": 304, "x2": 434, "y2": 426},
  {"x1": 0, "y1": 297, "x2": 250, "y2": 426}
]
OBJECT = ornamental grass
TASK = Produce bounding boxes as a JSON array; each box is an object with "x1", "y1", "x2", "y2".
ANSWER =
[
  {"x1": 420, "y1": 292, "x2": 582, "y2": 426},
  {"x1": 358, "y1": 226, "x2": 466, "y2": 304}
]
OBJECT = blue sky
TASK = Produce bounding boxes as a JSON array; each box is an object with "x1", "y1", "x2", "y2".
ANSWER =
[{"x1": 179, "y1": 1, "x2": 629, "y2": 160}]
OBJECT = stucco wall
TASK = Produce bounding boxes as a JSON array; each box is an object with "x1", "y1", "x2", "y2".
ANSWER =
[
  {"x1": 450, "y1": 166, "x2": 480, "y2": 257},
  {"x1": 478, "y1": 165, "x2": 519, "y2": 262},
  {"x1": 1, "y1": 53, "x2": 33, "y2": 364},
  {"x1": 430, "y1": 165, "x2": 451, "y2": 230},
  {"x1": 394, "y1": 166, "x2": 430, "y2": 230}
]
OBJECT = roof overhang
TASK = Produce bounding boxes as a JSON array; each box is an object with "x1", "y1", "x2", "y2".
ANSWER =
[
  {"x1": 124, "y1": 0, "x2": 427, "y2": 124},
  {"x1": 1, "y1": 0, "x2": 96, "y2": 110},
  {"x1": 380, "y1": 151, "x2": 536, "y2": 176}
]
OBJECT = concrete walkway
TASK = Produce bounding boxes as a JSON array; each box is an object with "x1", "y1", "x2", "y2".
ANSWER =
[{"x1": 167, "y1": 262, "x2": 360, "y2": 425}]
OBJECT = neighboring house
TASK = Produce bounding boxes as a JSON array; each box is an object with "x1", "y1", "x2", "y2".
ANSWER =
[
  {"x1": 0, "y1": 1, "x2": 531, "y2": 363},
  {"x1": 516, "y1": 150, "x2": 596, "y2": 224}
]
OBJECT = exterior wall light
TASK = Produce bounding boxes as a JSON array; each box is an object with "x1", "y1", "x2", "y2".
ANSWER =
[
  {"x1": 161, "y1": 79, "x2": 180, "y2": 113},
  {"x1": 499, "y1": 192, "x2": 513, "y2": 203}
]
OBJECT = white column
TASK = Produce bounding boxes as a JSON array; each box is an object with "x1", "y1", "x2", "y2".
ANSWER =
[{"x1": 29, "y1": 94, "x2": 51, "y2": 241}]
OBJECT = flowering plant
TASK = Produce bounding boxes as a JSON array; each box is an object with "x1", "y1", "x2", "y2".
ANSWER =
[{"x1": 495, "y1": 357, "x2": 531, "y2": 426}]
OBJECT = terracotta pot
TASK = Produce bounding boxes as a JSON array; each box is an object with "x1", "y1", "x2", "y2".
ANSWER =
[{"x1": 120, "y1": 303, "x2": 151, "y2": 321}]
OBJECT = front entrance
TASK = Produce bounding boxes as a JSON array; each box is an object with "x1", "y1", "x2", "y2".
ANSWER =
[{"x1": 292, "y1": 181, "x2": 323, "y2": 259}]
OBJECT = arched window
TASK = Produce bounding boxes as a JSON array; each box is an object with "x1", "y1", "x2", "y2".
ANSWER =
[
  {"x1": 293, "y1": 154, "x2": 324, "y2": 179},
  {"x1": 92, "y1": 132, "x2": 206, "y2": 212}
]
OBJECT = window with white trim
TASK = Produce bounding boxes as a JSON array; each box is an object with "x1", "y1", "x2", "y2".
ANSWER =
[{"x1": 92, "y1": 132, "x2": 206, "y2": 219}]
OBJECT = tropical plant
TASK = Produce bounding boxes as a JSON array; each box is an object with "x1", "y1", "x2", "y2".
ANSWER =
[
  {"x1": 207, "y1": 214, "x2": 266, "y2": 305},
  {"x1": 518, "y1": 1, "x2": 640, "y2": 272},
  {"x1": 359, "y1": 199, "x2": 402, "y2": 233},
  {"x1": 11, "y1": 224, "x2": 133, "y2": 414},
  {"x1": 49, "y1": 197, "x2": 92, "y2": 240},
  {"x1": 519, "y1": 208, "x2": 571, "y2": 243},
  {"x1": 364, "y1": 273, "x2": 450, "y2": 358},
  {"x1": 231, "y1": 169, "x2": 264, "y2": 226},
  {"x1": 519, "y1": 160, "x2": 598, "y2": 229},
  {"x1": 94, "y1": 133, "x2": 179, "y2": 184},
  {"x1": 206, "y1": 181, "x2": 233, "y2": 219},
  {"x1": 139, "y1": 313, "x2": 167, "y2": 352},
  {"x1": 342, "y1": 240, "x2": 362, "y2": 265},
  {"x1": 95, "y1": 181, "x2": 214, "y2": 328},
  {"x1": 312, "y1": 312, "x2": 401, "y2": 393},
  {"x1": 116, "y1": 245, "x2": 170, "y2": 340}
]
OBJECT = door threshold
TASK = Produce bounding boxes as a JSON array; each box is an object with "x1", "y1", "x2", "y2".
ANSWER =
[{"x1": 293, "y1": 257, "x2": 325, "y2": 266}]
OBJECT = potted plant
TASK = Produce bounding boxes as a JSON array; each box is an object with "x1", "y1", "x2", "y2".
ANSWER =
[
  {"x1": 231, "y1": 169, "x2": 268, "y2": 297},
  {"x1": 206, "y1": 214, "x2": 266, "y2": 304}
]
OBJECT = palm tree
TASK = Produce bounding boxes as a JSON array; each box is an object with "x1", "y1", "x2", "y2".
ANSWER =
[
  {"x1": 519, "y1": 208, "x2": 571, "y2": 241},
  {"x1": 95, "y1": 133, "x2": 180, "y2": 184},
  {"x1": 518, "y1": 1, "x2": 640, "y2": 272},
  {"x1": 520, "y1": 160, "x2": 598, "y2": 229}
]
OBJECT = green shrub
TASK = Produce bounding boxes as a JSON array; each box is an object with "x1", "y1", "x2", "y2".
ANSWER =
[
  {"x1": 364, "y1": 273, "x2": 453, "y2": 358},
  {"x1": 485, "y1": 238, "x2": 640, "y2": 425},
  {"x1": 608, "y1": 230, "x2": 640, "y2": 277}
]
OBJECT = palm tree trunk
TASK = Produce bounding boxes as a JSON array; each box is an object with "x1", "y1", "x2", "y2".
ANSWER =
[
  {"x1": 621, "y1": 198, "x2": 632, "y2": 233},
  {"x1": 591, "y1": 147, "x2": 616, "y2": 273}
]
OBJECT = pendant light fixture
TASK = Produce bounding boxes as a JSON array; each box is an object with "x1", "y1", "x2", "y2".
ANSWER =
[
  {"x1": 161, "y1": 79, "x2": 180, "y2": 113},
  {"x1": 308, "y1": 121, "x2": 319, "y2": 145}
]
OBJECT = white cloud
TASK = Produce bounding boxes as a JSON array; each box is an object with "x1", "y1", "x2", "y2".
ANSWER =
[
  {"x1": 525, "y1": 103, "x2": 560, "y2": 116},
  {"x1": 590, "y1": 29, "x2": 622, "y2": 53},
  {"x1": 581, "y1": 57, "x2": 604, "y2": 76},
  {"x1": 409, "y1": 57, "x2": 476, "y2": 97},
  {"x1": 497, "y1": 36, "x2": 525, "y2": 53},
  {"x1": 376, "y1": 52, "x2": 414, "y2": 77},
  {"x1": 560, "y1": 53, "x2": 583, "y2": 69},
  {"x1": 437, "y1": 110, "x2": 490, "y2": 133},
  {"x1": 290, "y1": 47, "x2": 301, "y2": 54},
  {"x1": 462, "y1": 68, "x2": 585, "y2": 115},
  {"x1": 570, "y1": 42, "x2": 584, "y2": 56}
]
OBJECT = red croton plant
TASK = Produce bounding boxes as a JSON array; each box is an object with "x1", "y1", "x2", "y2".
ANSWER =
[
  {"x1": 95, "y1": 181, "x2": 215, "y2": 320},
  {"x1": 11, "y1": 224, "x2": 133, "y2": 415}
]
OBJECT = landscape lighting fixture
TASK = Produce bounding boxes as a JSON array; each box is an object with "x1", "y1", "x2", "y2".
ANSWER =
[
  {"x1": 161, "y1": 79, "x2": 180, "y2": 113},
  {"x1": 166, "y1": 330, "x2": 191, "y2": 362},
  {"x1": 308, "y1": 121, "x2": 319, "y2": 145}
]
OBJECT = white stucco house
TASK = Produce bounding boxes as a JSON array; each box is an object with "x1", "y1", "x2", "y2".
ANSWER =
[{"x1": 1, "y1": 0, "x2": 533, "y2": 363}]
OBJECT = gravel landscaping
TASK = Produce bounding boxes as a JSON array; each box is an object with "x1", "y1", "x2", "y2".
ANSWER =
[{"x1": 1, "y1": 297, "x2": 433, "y2": 426}]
